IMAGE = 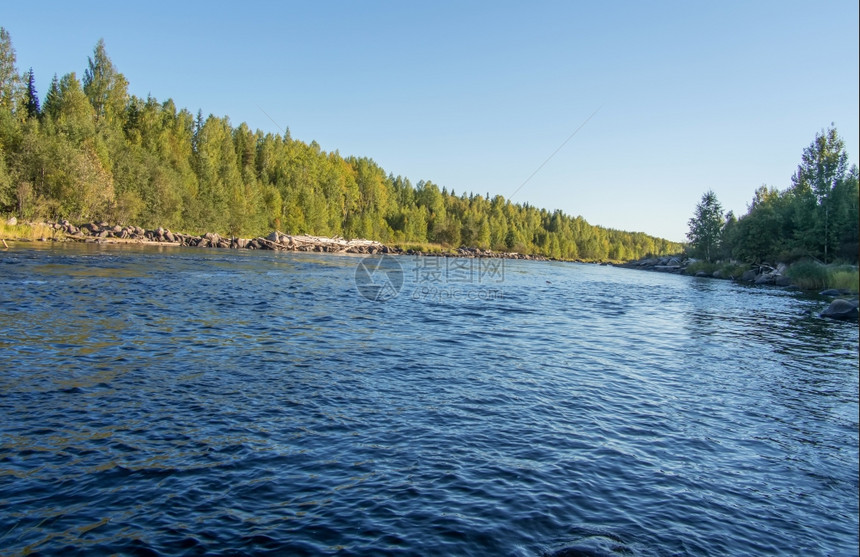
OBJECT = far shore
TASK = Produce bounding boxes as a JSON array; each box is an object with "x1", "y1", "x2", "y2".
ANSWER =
[
  {"x1": 3, "y1": 219, "x2": 858, "y2": 297},
  {"x1": 0, "y1": 219, "x2": 549, "y2": 261}
]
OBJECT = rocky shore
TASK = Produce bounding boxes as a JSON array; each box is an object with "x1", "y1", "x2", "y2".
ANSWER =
[
  {"x1": 616, "y1": 255, "x2": 794, "y2": 286},
  {"x1": 618, "y1": 254, "x2": 858, "y2": 320},
  {"x1": 4, "y1": 219, "x2": 856, "y2": 319},
  {"x1": 9, "y1": 219, "x2": 547, "y2": 261}
]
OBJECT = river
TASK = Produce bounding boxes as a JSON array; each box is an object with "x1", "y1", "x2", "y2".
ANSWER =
[{"x1": 0, "y1": 243, "x2": 857, "y2": 556}]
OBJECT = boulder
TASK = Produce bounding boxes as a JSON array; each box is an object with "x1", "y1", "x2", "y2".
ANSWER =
[
  {"x1": 712, "y1": 270, "x2": 723, "y2": 279},
  {"x1": 774, "y1": 275, "x2": 792, "y2": 287},
  {"x1": 266, "y1": 231, "x2": 280, "y2": 243},
  {"x1": 6, "y1": 216, "x2": 17, "y2": 226},
  {"x1": 755, "y1": 273, "x2": 775, "y2": 285},
  {"x1": 819, "y1": 289, "x2": 849, "y2": 297},
  {"x1": 820, "y1": 299, "x2": 859, "y2": 320},
  {"x1": 741, "y1": 269, "x2": 758, "y2": 282}
]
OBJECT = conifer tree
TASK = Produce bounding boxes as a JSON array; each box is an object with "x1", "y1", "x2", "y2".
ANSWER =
[
  {"x1": 42, "y1": 74, "x2": 61, "y2": 120},
  {"x1": 25, "y1": 68, "x2": 40, "y2": 119}
]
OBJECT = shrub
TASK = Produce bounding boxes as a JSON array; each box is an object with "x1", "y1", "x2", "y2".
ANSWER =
[
  {"x1": 785, "y1": 260, "x2": 859, "y2": 291},
  {"x1": 786, "y1": 260, "x2": 831, "y2": 290},
  {"x1": 685, "y1": 261, "x2": 718, "y2": 275}
]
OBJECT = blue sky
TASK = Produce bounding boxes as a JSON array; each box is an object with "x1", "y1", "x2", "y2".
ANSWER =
[{"x1": 3, "y1": 0, "x2": 858, "y2": 241}]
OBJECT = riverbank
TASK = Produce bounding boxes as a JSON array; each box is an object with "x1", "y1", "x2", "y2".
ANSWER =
[
  {"x1": 617, "y1": 254, "x2": 858, "y2": 291},
  {"x1": 617, "y1": 254, "x2": 859, "y2": 320},
  {"x1": 0, "y1": 219, "x2": 548, "y2": 261}
]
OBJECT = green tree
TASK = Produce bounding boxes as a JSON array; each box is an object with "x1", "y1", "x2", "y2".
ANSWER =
[
  {"x1": 42, "y1": 75, "x2": 61, "y2": 120},
  {"x1": 24, "y1": 68, "x2": 40, "y2": 119},
  {"x1": 0, "y1": 150, "x2": 13, "y2": 210},
  {"x1": 790, "y1": 126, "x2": 854, "y2": 262},
  {"x1": 0, "y1": 27, "x2": 18, "y2": 114},
  {"x1": 83, "y1": 39, "x2": 128, "y2": 127},
  {"x1": 48, "y1": 73, "x2": 96, "y2": 143},
  {"x1": 687, "y1": 190, "x2": 724, "y2": 262}
]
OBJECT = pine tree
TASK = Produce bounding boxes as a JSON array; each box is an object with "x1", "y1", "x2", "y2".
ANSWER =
[
  {"x1": 25, "y1": 68, "x2": 40, "y2": 119},
  {"x1": 43, "y1": 74, "x2": 61, "y2": 120}
]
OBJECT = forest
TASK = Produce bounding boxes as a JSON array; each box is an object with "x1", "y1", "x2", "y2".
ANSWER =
[
  {"x1": 0, "y1": 31, "x2": 680, "y2": 260},
  {"x1": 687, "y1": 127, "x2": 859, "y2": 265}
]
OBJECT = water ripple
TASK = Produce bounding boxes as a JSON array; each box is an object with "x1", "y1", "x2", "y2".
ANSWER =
[{"x1": 0, "y1": 245, "x2": 857, "y2": 556}]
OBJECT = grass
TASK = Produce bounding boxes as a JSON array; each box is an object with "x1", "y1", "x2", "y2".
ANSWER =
[
  {"x1": 685, "y1": 261, "x2": 718, "y2": 275},
  {"x1": 785, "y1": 260, "x2": 859, "y2": 292},
  {"x1": 392, "y1": 242, "x2": 455, "y2": 255},
  {"x1": 828, "y1": 267, "x2": 860, "y2": 292},
  {"x1": 0, "y1": 221, "x2": 61, "y2": 242}
]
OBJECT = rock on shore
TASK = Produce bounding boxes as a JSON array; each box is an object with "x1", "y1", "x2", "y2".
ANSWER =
[
  {"x1": 618, "y1": 255, "x2": 795, "y2": 285},
  {"x1": 38, "y1": 220, "x2": 547, "y2": 260}
]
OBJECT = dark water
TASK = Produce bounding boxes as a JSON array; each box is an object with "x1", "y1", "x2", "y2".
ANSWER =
[{"x1": 0, "y1": 243, "x2": 857, "y2": 556}]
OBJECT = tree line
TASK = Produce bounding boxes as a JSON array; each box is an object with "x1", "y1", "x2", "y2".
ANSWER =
[
  {"x1": 0, "y1": 31, "x2": 679, "y2": 260},
  {"x1": 687, "y1": 127, "x2": 859, "y2": 265}
]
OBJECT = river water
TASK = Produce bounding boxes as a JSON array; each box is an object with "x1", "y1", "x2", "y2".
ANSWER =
[{"x1": 0, "y1": 243, "x2": 857, "y2": 556}]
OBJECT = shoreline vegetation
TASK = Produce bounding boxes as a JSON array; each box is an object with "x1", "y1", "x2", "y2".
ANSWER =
[
  {"x1": 3, "y1": 217, "x2": 857, "y2": 293},
  {"x1": 3, "y1": 217, "x2": 856, "y2": 319},
  {"x1": 0, "y1": 218, "x2": 550, "y2": 260},
  {"x1": 618, "y1": 253, "x2": 858, "y2": 292},
  {"x1": 0, "y1": 33, "x2": 680, "y2": 263},
  {"x1": 0, "y1": 33, "x2": 856, "y2": 312}
]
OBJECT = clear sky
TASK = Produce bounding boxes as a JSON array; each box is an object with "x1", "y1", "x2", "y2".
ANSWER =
[{"x1": 3, "y1": 0, "x2": 858, "y2": 242}]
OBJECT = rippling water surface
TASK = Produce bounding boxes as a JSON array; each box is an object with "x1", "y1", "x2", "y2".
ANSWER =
[{"x1": 1, "y1": 243, "x2": 857, "y2": 556}]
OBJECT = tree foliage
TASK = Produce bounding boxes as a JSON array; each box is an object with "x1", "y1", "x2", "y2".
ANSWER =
[
  {"x1": 687, "y1": 190, "x2": 724, "y2": 262},
  {"x1": 0, "y1": 30, "x2": 680, "y2": 259},
  {"x1": 24, "y1": 68, "x2": 39, "y2": 119},
  {"x1": 699, "y1": 127, "x2": 859, "y2": 264}
]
